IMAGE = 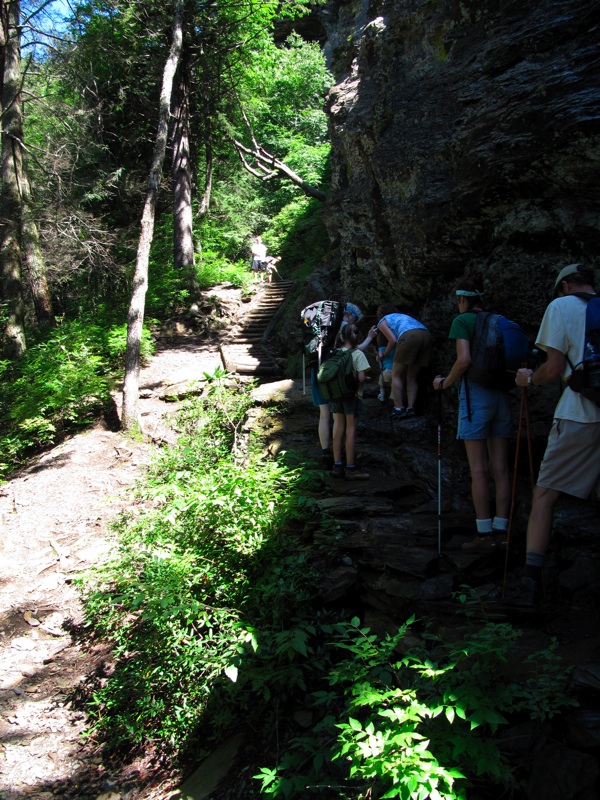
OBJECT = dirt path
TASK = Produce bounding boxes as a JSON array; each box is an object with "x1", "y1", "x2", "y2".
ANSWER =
[{"x1": 0, "y1": 323, "x2": 227, "y2": 798}]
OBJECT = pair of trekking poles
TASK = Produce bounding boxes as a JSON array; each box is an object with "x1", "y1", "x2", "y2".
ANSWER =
[{"x1": 436, "y1": 386, "x2": 534, "y2": 595}]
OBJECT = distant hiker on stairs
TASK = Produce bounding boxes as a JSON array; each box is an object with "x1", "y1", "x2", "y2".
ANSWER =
[{"x1": 251, "y1": 236, "x2": 268, "y2": 281}]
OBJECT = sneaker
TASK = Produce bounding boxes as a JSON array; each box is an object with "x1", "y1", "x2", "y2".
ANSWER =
[
  {"x1": 461, "y1": 534, "x2": 497, "y2": 554},
  {"x1": 504, "y1": 577, "x2": 540, "y2": 610},
  {"x1": 331, "y1": 463, "x2": 345, "y2": 479},
  {"x1": 391, "y1": 407, "x2": 406, "y2": 418},
  {"x1": 403, "y1": 407, "x2": 416, "y2": 419},
  {"x1": 377, "y1": 390, "x2": 386, "y2": 402},
  {"x1": 345, "y1": 467, "x2": 370, "y2": 481}
]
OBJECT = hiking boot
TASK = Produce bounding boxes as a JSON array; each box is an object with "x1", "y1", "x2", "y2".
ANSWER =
[
  {"x1": 320, "y1": 450, "x2": 334, "y2": 469},
  {"x1": 402, "y1": 407, "x2": 416, "y2": 420},
  {"x1": 345, "y1": 467, "x2": 369, "y2": 481},
  {"x1": 492, "y1": 529, "x2": 508, "y2": 547},
  {"x1": 504, "y1": 577, "x2": 541, "y2": 611},
  {"x1": 331, "y1": 463, "x2": 345, "y2": 479},
  {"x1": 391, "y1": 407, "x2": 406, "y2": 419},
  {"x1": 461, "y1": 534, "x2": 497, "y2": 554}
]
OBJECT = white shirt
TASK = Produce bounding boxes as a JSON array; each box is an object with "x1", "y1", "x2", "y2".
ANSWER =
[{"x1": 536, "y1": 294, "x2": 600, "y2": 423}]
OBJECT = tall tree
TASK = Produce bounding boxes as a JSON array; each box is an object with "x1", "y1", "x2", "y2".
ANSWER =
[
  {"x1": 121, "y1": 0, "x2": 184, "y2": 431},
  {"x1": 21, "y1": 153, "x2": 55, "y2": 325},
  {"x1": 171, "y1": 40, "x2": 197, "y2": 293},
  {"x1": 1, "y1": 0, "x2": 27, "y2": 358}
]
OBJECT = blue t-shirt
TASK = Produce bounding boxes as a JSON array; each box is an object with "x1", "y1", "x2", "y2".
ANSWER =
[{"x1": 379, "y1": 313, "x2": 427, "y2": 339}]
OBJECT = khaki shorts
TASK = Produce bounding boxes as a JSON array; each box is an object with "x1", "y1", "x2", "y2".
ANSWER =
[
  {"x1": 537, "y1": 419, "x2": 600, "y2": 499},
  {"x1": 393, "y1": 328, "x2": 433, "y2": 367}
]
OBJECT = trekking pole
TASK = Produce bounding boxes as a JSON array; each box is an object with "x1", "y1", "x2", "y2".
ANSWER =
[
  {"x1": 437, "y1": 389, "x2": 443, "y2": 556},
  {"x1": 302, "y1": 351, "x2": 306, "y2": 395},
  {"x1": 502, "y1": 388, "x2": 534, "y2": 597},
  {"x1": 524, "y1": 387, "x2": 535, "y2": 488}
]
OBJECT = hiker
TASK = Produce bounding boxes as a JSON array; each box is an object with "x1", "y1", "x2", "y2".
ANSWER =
[
  {"x1": 432, "y1": 278, "x2": 511, "y2": 553},
  {"x1": 265, "y1": 255, "x2": 281, "y2": 283},
  {"x1": 251, "y1": 236, "x2": 268, "y2": 281},
  {"x1": 377, "y1": 328, "x2": 394, "y2": 402},
  {"x1": 512, "y1": 264, "x2": 600, "y2": 607},
  {"x1": 377, "y1": 304, "x2": 433, "y2": 419},
  {"x1": 330, "y1": 323, "x2": 371, "y2": 480},
  {"x1": 307, "y1": 302, "x2": 374, "y2": 468}
]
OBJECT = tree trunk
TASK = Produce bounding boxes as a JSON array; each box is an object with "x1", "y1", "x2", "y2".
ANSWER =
[
  {"x1": 121, "y1": 0, "x2": 184, "y2": 431},
  {"x1": 198, "y1": 114, "x2": 213, "y2": 219},
  {"x1": 171, "y1": 51, "x2": 198, "y2": 295},
  {"x1": 0, "y1": 0, "x2": 26, "y2": 359},
  {"x1": 21, "y1": 162, "x2": 55, "y2": 326}
]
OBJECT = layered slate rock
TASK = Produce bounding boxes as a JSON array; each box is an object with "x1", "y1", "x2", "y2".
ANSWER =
[{"x1": 320, "y1": 0, "x2": 600, "y2": 326}]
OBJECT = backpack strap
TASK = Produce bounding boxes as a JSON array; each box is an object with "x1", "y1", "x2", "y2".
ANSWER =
[
  {"x1": 464, "y1": 310, "x2": 489, "y2": 421},
  {"x1": 565, "y1": 292, "x2": 597, "y2": 374}
]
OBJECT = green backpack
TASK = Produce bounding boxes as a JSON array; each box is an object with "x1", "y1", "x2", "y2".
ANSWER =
[{"x1": 317, "y1": 348, "x2": 358, "y2": 401}]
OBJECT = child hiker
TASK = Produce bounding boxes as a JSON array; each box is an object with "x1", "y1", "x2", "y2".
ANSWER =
[{"x1": 331, "y1": 323, "x2": 371, "y2": 480}]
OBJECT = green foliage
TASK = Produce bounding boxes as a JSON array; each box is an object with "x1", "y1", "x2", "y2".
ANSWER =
[
  {"x1": 80, "y1": 374, "x2": 325, "y2": 753},
  {"x1": 263, "y1": 195, "x2": 330, "y2": 276},
  {"x1": 0, "y1": 318, "x2": 153, "y2": 477},
  {"x1": 196, "y1": 254, "x2": 253, "y2": 292},
  {"x1": 104, "y1": 323, "x2": 154, "y2": 368},
  {"x1": 255, "y1": 616, "x2": 576, "y2": 799}
]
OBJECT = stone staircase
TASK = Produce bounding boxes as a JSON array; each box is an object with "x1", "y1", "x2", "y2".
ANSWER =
[{"x1": 220, "y1": 280, "x2": 295, "y2": 376}]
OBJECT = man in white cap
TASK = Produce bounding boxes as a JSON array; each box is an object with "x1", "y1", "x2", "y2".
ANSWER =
[{"x1": 513, "y1": 263, "x2": 600, "y2": 608}]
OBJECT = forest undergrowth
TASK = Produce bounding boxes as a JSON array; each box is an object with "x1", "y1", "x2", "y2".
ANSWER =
[{"x1": 74, "y1": 372, "x2": 576, "y2": 800}]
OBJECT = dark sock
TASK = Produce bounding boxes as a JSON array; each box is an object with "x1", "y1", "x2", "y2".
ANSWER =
[{"x1": 525, "y1": 551, "x2": 544, "y2": 582}]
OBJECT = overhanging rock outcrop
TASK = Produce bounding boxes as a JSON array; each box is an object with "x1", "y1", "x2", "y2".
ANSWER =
[{"x1": 321, "y1": 0, "x2": 600, "y2": 327}]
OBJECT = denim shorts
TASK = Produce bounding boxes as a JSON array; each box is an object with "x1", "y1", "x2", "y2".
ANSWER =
[
  {"x1": 457, "y1": 380, "x2": 512, "y2": 440},
  {"x1": 311, "y1": 366, "x2": 328, "y2": 407},
  {"x1": 330, "y1": 397, "x2": 364, "y2": 416}
]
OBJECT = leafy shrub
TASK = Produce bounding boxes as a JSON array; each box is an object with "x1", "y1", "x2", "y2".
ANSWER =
[
  {"x1": 0, "y1": 321, "x2": 111, "y2": 472},
  {"x1": 0, "y1": 317, "x2": 153, "y2": 477},
  {"x1": 80, "y1": 373, "x2": 324, "y2": 753},
  {"x1": 195, "y1": 252, "x2": 253, "y2": 291},
  {"x1": 104, "y1": 322, "x2": 155, "y2": 368},
  {"x1": 256, "y1": 617, "x2": 576, "y2": 799}
]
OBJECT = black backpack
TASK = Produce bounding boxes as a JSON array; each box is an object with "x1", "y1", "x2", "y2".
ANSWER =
[
  {"x1": 317, "y1": 348, "x2": 358, "y2": 401},
  {"x1": 301, "y1": 301, "x2": 345, "y2": 366},
  {"x1": 567, "y1": 293, "x2": 600, "y2": 406},
  {"x1": 468, "y1": 312, "x2": 529, "y2": 392}
]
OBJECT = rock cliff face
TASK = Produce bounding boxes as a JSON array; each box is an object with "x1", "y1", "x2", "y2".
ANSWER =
[{"x1": 320, "y1": 0, "x2": 600, "y2": 330}]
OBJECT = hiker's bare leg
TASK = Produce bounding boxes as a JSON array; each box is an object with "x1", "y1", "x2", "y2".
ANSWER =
[
  {"x1": 345, "y1": 414, "x2": 357, "y2": 465},
  {"x1": 406, "y1": 364, "x2": 420, "y2": 409},
  {"x1": 391, "y1": 362, "x2": 407, "y2": 408},
  {"x1": 527, "y1": 485, "x2": 560, "y2": 555},
  {"x1": 464, "y1": 439, "x2": 490, "y2": 519},
  {"x1": 318, "y1": 404, "x2": 331, "y2": 450},
  {"x1": 487, "y1": 436, "x2": 510, "y2": 518},
  {"x1": 332, "y1": 412, "x2": 346, "y2": 463}
]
